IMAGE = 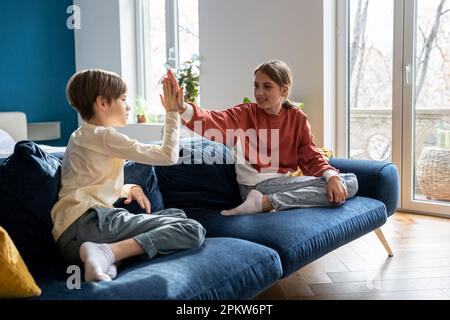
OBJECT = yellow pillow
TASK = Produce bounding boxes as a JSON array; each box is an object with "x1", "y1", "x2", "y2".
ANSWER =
[
  {"x1": 288, "y1": 147, "x2": 335, "y2": 177},
  {"x1": 0, "y1": 226, "x2": 41, "y2": 299}
]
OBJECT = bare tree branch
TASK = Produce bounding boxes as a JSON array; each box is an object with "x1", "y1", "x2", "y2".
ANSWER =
[
  {"x1": 350, "y1": 0, "x2": 369, "y2": 80},
  {"x1": 435, "y1": 39, "x2": 447, "y2": 63},
  {"x1": 416, "y1": 0, "x2": 447, "y2": 102},
  {"x1": 178, "y1": 25, "x2": 199, "y2": 39},
  {"x1": 419, "y1": 25, "x2": 426, "y2": 42},
  {"x1": 351, "y1": 0, "x2": 370, "y2": 108}
]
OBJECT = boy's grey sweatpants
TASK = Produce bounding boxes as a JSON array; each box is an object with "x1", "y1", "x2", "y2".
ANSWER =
[
  {"x1": 57, "y1": 207, "x2": 206, "y2": 265},
  {"x1": 239, "y1": 173, "x2": 359, "y2": 211}
]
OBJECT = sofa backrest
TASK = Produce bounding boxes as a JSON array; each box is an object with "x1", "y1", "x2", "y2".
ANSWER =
[{"x1": 155, "y1": 138, "x2": 242, "y2": 210}]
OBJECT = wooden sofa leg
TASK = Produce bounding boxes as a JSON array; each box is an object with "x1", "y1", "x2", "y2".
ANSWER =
[{"x1": 375, "y1": 228, "x2": 394, "y2": 257}]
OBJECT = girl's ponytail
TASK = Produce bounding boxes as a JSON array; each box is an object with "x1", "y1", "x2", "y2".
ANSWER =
[{"x1": 282, "y1": 99, "x2": 296, "y2": 109}]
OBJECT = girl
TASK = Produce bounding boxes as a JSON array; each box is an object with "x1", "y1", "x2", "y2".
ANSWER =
[{"x1": 169, "y1": 60, "x2": 358, "y2": 215}]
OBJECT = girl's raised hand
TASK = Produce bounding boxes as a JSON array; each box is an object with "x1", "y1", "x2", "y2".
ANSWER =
[
  {"x1": 160, "y1": 71, "x2": 178, "y2": 112},
  {"x1": 160, "y1": 70, "x2": 184, "y2": 113},
  {"x1": 167, "y1": 70, "x2": 185, "y2": 111}
]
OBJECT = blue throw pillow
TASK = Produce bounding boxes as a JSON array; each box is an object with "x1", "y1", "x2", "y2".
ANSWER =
[
  {"x1": 0, "y1": 141, "x2": 65, "y2": 276},
  {"x1": 0, "y1": 141, "x2": 62, "y2": 231},
  {"x1": 114, "y1": 161, "x2": 165, "y2": 213},
  {"x1": 155, "y1": 138, "x2": 242, "y2": 210},
  {"x1": 0, "y1": 192, "x2": 66, "y2": 276}
]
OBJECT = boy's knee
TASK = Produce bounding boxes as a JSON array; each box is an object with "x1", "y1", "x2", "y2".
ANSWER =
[
  {"x1": 187, "y1": 220, "x2": 206, "y2": 247},
  {"x1": 159, "y1": 208, "x2": 187, "y2": 218}
]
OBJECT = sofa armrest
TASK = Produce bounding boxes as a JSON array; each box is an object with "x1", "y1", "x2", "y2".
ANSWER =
[{"x1": 329, "y1": 158, "x2": 399, "y2": 217}]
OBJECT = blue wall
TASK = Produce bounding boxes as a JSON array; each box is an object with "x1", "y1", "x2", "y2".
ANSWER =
[{"x1": 0, "y1": 0, "x2": 77, "y2": 146}]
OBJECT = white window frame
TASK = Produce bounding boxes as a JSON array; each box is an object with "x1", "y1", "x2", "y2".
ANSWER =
[
  {"x1": 337, "y1": 0, "x2": 450, "y2": 217},
  {"x1": 135, "y1": 0, "x2": 180, "y2": 102},
  {"x1": 400, "y1": 0, "x2": 450, "y2": 218},
  {"x1": 336, "y1": 0, "x2": 349, "y2": 159},
  {"x1": 337, "y1": 0, "x2": 404, "y2": 209},
  {"x1": 165, "y1": 0, "x2": 180, "y2": 69},
  {"x1": 135, "y1": 0, "x2": 147, "y2": 102}
]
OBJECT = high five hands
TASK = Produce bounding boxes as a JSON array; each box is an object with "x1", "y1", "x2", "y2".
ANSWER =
[{"x1": 160, "y1": 70, "x2": 186, "y2": 113}]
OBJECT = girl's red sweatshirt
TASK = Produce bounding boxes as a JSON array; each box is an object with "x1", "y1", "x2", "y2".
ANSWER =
[{"x1": 181, "y1": 102, "x2": 337, "y2": 186}]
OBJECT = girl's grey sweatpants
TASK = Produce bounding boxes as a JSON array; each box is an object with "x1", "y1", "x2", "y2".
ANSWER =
[
  {"x1": 57, "y1": 207, "x2": 206, "y2": 265},
  {"x1": 239, "y1": 173, "x2": 359, "y2": 211}
]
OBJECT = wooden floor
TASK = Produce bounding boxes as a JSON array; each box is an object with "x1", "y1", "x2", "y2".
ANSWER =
[{"x1": 256, "y1": 212, "x2": 450, "y2": 300}]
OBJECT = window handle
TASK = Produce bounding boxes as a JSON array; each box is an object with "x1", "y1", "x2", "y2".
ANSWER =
[
  {"x1": 405, "y1": 64, "x2": 411, "y2": 85},
  {"x1": 168, "y1": 47, "x2": 176, "y2": 62}
]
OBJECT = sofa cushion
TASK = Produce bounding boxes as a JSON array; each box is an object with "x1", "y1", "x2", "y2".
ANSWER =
[
  {"x1": 33, "y1": 238, "x2": 283, "y2": 300},
  {"x1": 0, "y1": 141, "x2": 62, "y2": 231},
  {"x1": 0, "y1": 129, "x2": 16, "y2": 152},
  {"x1": 115, "y1": 161, "x2": 165, "y2": 213},
  {"x1": 0, "y1": 226, "x2": 42, "y2": 298},
  {"x1": 0, "y1": 142, "x2": 67, "y2": 276},
  {"x1": 156, "y1": 138, "x2": 242, "y2": 209},
  {"x1": 184, "y1": 197, "x2": 388, "y2": 277},
  {"x1": 0, "y1": 189, "x2": 66, "y2": 276}
]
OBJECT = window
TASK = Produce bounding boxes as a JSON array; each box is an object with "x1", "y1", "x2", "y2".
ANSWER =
[
  {"x1": 339, "y1": 0, "x2": 450, "y2": 216},
  {"x1": 348, "y1": 0, "x2": 395, "y2": 162},
  {"x1": 135, "y1": 0, "x2": 199, "y2": 124}
]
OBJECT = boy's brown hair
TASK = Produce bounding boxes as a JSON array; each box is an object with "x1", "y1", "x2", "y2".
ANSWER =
[{"x1": 66, "y1": 69, "x2": 127, "y2": 121}]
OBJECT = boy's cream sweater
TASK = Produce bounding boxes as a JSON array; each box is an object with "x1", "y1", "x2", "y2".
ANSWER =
[{"x1": 51, "y1": 112, "x2": 180, "y2": 241}]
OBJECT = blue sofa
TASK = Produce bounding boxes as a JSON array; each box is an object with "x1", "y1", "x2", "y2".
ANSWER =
[{"x1": 0, "y1": 138, "x2": 399, "y2": 300}]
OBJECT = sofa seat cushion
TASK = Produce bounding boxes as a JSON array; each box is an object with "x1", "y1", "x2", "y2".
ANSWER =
[
  {"x1": 184, "y1": 197, "x2": 387, "y2": 277},
  {"x1": 33, "y1": 238, "x2": 282, "y2": 300}
]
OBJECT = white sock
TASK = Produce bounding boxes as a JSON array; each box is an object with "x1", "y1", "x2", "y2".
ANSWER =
[
  {"x1": 79, "y1": 242, "x2": 116, "y2": 282},
  {"x1": 221, "y1": 190, "x2": 264, "y2": 216},
  {"x1": 106, "y1": 264, "x2": 117, "y2": 279}
]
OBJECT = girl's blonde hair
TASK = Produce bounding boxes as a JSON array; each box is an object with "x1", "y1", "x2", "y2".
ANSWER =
[{"x1": 254, "y1": 60, "x2": 295, "y2": 109}]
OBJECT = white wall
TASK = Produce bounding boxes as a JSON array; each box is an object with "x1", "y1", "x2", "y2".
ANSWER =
[
  {"x1": 198, "y1": 0, "x2": 336, "y2": 148},
  {"x1": 73, "y1": 0, "x2": 120, "y2": 126},
  {"x1": 74, "y1": 0, "x2": 122, "y2": 73},
  {"x1": 73, "y1": 0, "x2": 336, "y2": 145},
  {"x1": 73, "y1": 0, "x2": 158, "y2": 141},
  {"x1": 74, "y1": 0, "x2": 138, "y2": 103}
]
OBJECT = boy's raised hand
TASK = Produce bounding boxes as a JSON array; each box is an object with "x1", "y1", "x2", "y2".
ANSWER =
[
  {"x1": 168, "y1": 70, "x2": 185, "y2": 111},
  {"x1": 124, "y1": 186, "x2": 151, "y2": 214},
  {"x1": 160, "y1": 70, "x2": 184, "y2": 113}
]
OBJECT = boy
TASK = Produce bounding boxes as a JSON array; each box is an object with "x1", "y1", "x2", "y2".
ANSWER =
[{"x1": 51, "y1": 69, "x2": 205, "y2": 282}]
